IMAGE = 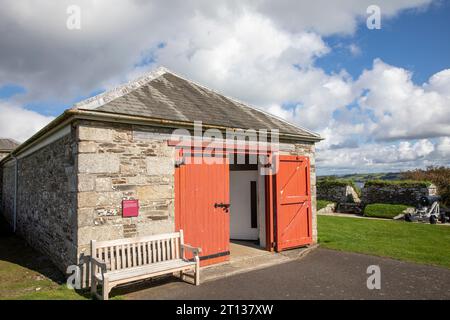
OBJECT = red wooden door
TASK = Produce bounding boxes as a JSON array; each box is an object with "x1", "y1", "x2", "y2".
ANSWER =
[
  {"x1": 175, "y1": 154, "x2": 230, "y2": 266},
  {"x1": 274, "y1": 155, "x2": 312, "y2": 251}
]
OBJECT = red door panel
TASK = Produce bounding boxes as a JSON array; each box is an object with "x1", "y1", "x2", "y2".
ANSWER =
[
  {"x1": 175, "y1": 154, "x2": 230, "y2": 266},
  {"x1": 274, "y1": 155, "x2": 312, "y2": 251}
]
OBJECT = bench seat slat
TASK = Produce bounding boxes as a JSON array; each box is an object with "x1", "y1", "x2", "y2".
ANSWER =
[
  {"x1": 100, "y1": 259, "x2": 195, "y2": 282},
  {"x1": 94, "y1": 232, "x2": 181, "y2": 249}
]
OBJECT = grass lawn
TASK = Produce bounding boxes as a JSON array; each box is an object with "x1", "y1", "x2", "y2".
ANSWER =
[
  {"x1": 318, "y1": 215, "x2": 450, "y2": 269},
  {"x1": 0, "y1": 216, "x2": 92, "y2": 300},
  {"x1": 0, "y1": 231, "x2": 88, "y2": 300}
]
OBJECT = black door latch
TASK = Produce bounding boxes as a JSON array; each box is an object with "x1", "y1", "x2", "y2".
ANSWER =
[{"x1": 214, "y1": 203, "x2": 230, "y2": 212}]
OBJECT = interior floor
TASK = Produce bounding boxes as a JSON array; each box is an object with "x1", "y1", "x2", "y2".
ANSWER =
[{"x1": 229, "y1": 240, "x2": 270, "y2": 262}]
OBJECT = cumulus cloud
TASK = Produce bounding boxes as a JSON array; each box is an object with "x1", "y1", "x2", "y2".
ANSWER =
[
  {"x1": 0, "y1": 102, "x2": 54, "y2": 142},
  {"x1": 0, "y1": 0, "x2": 432, "y2": 107},
  {"x1": 317, "y1": 139, "x2": 436, "y2": 172},
  {"x1": 355, "y1": 59, "x2": 450, "y2": 141},
  {"x1": 435, "y1": 137, "x2": 450, "y2": 159}
]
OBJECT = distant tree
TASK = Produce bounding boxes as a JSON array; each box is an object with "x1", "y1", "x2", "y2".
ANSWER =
[{"x1": 401, "y1": 166, "x2": 450, "y2": 206}]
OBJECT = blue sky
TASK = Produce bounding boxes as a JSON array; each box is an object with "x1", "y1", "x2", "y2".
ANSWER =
[
  {"x1": 0, "y1": 1, "x2": 449, "y2": 175},
  {"x1": 316, "y1": 1, "x2": 450, "y2": 85}
]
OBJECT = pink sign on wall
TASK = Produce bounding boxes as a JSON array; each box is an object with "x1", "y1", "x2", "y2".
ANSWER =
[{"x1": 122, "y1": 200, "x2": 139, "y2": 217}]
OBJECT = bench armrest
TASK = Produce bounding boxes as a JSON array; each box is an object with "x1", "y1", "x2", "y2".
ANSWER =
[
  {"x1": 91, "y1": 257, "x2": 108, "y2": 279},
  {"x1": 181, "y1": 244, "x2": 202, "y2": 257}
]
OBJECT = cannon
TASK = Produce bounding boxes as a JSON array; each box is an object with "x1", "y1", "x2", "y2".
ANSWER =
[{"x1": 405, "y1": 195, "x2": 448, "y2": 224}]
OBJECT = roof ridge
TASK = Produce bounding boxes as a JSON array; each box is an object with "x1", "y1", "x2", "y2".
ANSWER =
[{"x1": 72, "y1": 66, "x2": 169, "y2": 110}]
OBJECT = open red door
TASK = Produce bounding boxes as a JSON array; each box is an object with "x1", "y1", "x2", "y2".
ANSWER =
[
  {"x1": 175, "y1": 153, "x2": 230, "y2": 266},
  {"x1": 274, "y1": 155, "x2": 312, "y2": 251}
]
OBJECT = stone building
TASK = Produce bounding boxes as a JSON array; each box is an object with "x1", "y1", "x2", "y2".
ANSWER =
[
  {"x1": 0, "y1": 67, "x2": 321, "y2": 273},
  {"x1": 0, "y1": 138, "x2": 19, "y2": 160}
]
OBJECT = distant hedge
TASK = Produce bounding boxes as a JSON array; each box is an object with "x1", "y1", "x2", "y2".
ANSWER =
[
  {"x1": 364, "y1": 203, "x2": 409, "y2": 219},
  {"x1": 364, "y1": 180, "x2": 432, "y2": 188}
]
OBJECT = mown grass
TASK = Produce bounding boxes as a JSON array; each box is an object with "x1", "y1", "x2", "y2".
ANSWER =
[
  {"x1": 318, "y1": 215, "x2": 450, "y2": 269},
  {"x1": 363, "y1": 203, "x2": 409, "y2": 219},
  {"x1": 0, "y1": 232, "x2": 88, "y2": 300}
]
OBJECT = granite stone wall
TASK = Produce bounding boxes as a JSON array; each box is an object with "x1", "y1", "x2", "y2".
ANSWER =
[
  {"x1": 13, "y1": 129, "x2": 77, "y2": 272},
  {"x1": 76, "y1": 121, "x2": 176, "y2": 260},
  {"x1": 0, "y1": 161, "x2": 15, "y2": 227}
]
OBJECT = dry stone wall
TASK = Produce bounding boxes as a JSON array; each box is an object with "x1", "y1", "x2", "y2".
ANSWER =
[
  {"x1": 317, "y1": 184, "x2": 360, "y2": 203},
  {"x1": 361, "y1": 184, "x2": 436, "y2": 206}
]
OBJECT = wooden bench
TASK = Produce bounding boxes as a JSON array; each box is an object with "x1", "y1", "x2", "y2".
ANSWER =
[{"x1": 90, "y1": 230, "x2": 201, "y2": 300}]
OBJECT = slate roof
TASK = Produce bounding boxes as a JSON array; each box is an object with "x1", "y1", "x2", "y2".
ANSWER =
[
  {"x1": 73, "y1": 67, "x2": 320, "y2": 140},
  {"x1": 0, "y1": 138, "x2": 19, "y2": 151}
]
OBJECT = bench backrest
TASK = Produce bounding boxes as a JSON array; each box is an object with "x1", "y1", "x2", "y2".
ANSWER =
[{"x1": 91, "y1": 230, "x2": 185, "y2": 271}]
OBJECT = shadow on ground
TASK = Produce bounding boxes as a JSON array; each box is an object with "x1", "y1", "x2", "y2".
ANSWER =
[{"x1": 0, "y1": 216, "x2": 90, "y2": 299}]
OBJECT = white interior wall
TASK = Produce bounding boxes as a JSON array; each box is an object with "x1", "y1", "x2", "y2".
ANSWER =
[{"x1": 229, "y1": 169, "x2": 266, "y2": 247}]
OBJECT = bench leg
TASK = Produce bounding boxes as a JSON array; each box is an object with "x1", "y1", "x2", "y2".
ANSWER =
[
  {"x1": 195, "y1": 257, "x2": 200, "y2": 286},
  {"x1": 90, "y1": 274, "x2": 97, "y2": 297},
  {"x1": 102, "y1": 280, "x2": 110, "y2": 301}
]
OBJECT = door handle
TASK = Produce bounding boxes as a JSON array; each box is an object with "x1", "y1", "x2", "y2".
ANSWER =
[{"x1": 214, "y1": 203, "x2": 230, "y2": 212}]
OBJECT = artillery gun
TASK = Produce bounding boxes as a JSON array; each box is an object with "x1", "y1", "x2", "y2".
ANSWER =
[{"x1": 404, "y1": 195, "x2": 449, "y2": 224}]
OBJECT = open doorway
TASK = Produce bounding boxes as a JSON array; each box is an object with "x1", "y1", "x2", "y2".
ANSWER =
[{"x1": 229, "y1": 153, "x2": 267, "y2": 257}]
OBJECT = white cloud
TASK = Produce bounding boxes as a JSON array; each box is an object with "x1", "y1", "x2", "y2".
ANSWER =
[
  {"x1": 256, "y1": 0, "x2": 431, "y2": 35},
  {"x1": 348, "y1": 44, "x2": 361, "y2": 56},
  {"x1": 0, "y1": 0, "x2": 432, "y2": 106},
  {"x1": 0, "y1": 102, "x2": 54, "y2": 142},
  {"x1": 427, "y1": 69, "x2": 450, "y2": 95},
  {"x1": 355, "y1": 59, "x2": 450, "y2": 141},
  {"x1": 317, "y1": 139, "x2": 436, "y2": 172},
  {"x1": 435, "y1": 137, "x2": 450, "y2": 158}
]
